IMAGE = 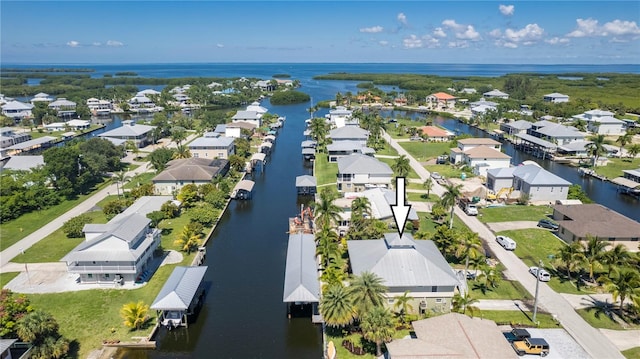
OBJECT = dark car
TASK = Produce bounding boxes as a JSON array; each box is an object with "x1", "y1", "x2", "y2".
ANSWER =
[
  {"x1": 537, "y1": 219, "x2": 558, "y2": 230},
  {"x1": 504, "y1": 328, "x2": 531, "y2": 342}
]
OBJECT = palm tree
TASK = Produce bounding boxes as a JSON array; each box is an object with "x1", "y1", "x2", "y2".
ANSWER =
[
  {"x1": 349, "y1": 271, "x2": 387, "y2": 317},
  {"x1": 319, "y1": 284, "x2": 357, "y2": 328},
  {"x1": 360, "y1": 306, "x2": 396, "y2": 357},
  {"x1": 172, "y1": 143, "x2": 191, "y2": 159},
  {"x1": 585, "y1": 134, "x2": 607, "y2": 167},
  {"x1": 120, "y1": 301, "x2": 150, "y2": 330},
  {"x1": 392, "y1": 155, "x2": 411, "y2": 177},
  {"x1": 174, "y1": 223, "x2": 203, "y2": 254},
  {"x1": 308, "y1": 117, "x2": 329, "y2": 151},
  {"x1": 598, "y1": 268, "x2": 640, "y2": 316},
  {"x1": 350, "y1": 196, "x2": 372, "y2": 232},
  {"x1": 452, "y1": 292, "x2": 480, "y2": 317},
  {"x1": 627, "y1": 143, "x2": 640, "y2": 159},
  {"x1": 316, "y1": 227, "x2": 341, "y2": 270},
  {"x1": 170, "y1": 126, "x2": 187, "y2": 145},
  {"x1": 455, "y1": 231, "x2": 483, "y2": 278},
  {"x1": 582, "y1": 235, "x2": 609, "y2": 282},
  {"x1": 616, "y1": 132, "x2": 632, "y2": 155},
  {"x1": 440, "y1": 183, "x2": 463, "y2": 229},
  {"x1": 113, "y1": 170, "x2": 131, "y2": 198},
  {"x1": 422, "y1": 177, "x2": 433, "y2": 199},
  {"x1": 16, "y1": 310, "x2": 59, "y2": 343},
  {"x1": 556, "y1": 241, "x2": 585, "y2": 281},
  {"x1": 478, "y1": 263, "x2": 502, "y2": 289},
  {"x1": 602, "y1": 244, "x2": 631, "y2": 276},
  {"x1": 312, "y1": 188, "x2": 342, "y2": 229},
  {"x1": 393, "y1": 290, "x2": 414, "y2": 324}
]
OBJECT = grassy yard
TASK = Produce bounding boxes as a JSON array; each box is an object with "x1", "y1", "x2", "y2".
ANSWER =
[
  {"x1": 375, "y1": 142, "x2": 400, "y2": 157},
  {"x1": 623, "y1": 347, "x2": 640, "y2": 359},
  {"x1": 0, "y1": 272, "x2": 20, "y2": 288},
  {"x1": 424, "y1": 164, "x2": 469, "y2": 179},
  {"x1": 326, "y1": 327, "x2": 412, "y2": 359},
  {"x1": 377, "y1": 157, "x2": 420, "y2": 179},
  {"x1": 468, "y1": 279, "x2": 533, "y2": 301},
  {"x1": 593, "y1": 157, "x2": 640, "y2": 179},
  {"x1": 478, "y1": 205, "x2": 554, "y2": 223},
  {"x1": 417, "y1": 212, "x2": 470, "y2": 234},
  {"x1": 576, "y1": 308, "x2": 640, "y2": 330},
  {"x1": 0, "y1": 181, "x2": 111, "y2": 251},
  {"x1": 314, "y1": 155, "x2": 338, "y2": 186},
  {"x1": 407, "y1": 192, "x2": 439, "y2": 202},
  {"x1": 478, "y1": 310, "x2": 560, "y2": 328},
  {"x1": 399, "y1": 141, "x2": 453, "y2": 162},
  {"x1": 499, "y1": 229, "x2": 597, "y2": 295}
]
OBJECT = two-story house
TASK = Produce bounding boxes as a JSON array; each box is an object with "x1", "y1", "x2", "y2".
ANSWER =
[
  {"x1": 336, "y1": 153, "x2": 393, "y2": 192},
  {"x1": 188, "y1": 135, "x2": 235, "y2": 159}
]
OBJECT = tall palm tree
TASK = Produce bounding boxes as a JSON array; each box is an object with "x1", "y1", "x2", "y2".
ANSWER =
[
  {"x1": 452, "y1": 292, "x2": 480, "y2": 317},
  {"x1": 440, "y1": 183, "x2": 463, "y2": 229},
  {"x1": 120, "y1": 301, "x2": 150, "y2": 330},
  {"x1": 393, "y1": 290, "x2": 414, "y2": 324},
  {"x1": 627, "y1": 143, "x2": 640, "y2": 159},
  {"x1": 360, "y1": 306, "x2": 396, "y2": 357},
  {"x1": 174, "y1": 223, "x2": 203, "y2": 254},
  {"x1": 392, "y1": 155, "x2": 411, "y2": 178},
  {"x1": 616, "y1": 132, "x2": 632, "y2": 155},
  {"x1": 320, "y1": 284, "x2": 357, "y2": 328},
  {"x1": 313, "y1": 188, "x2": 342, "y2": 229},
  {"x1": 113, "y1": 170, "x2": 131, "y2": 198},
  {"x1": 582, "y1": 235, "x2": 609, "y2": 282},
  {"x1": 455, "y1": 231, "x2": 483, "y2": 278},
  {"x1": 602, "y1": 244, "x2": 631, "y2": 276},
  {"x1": 315, "y1": 227, "x2": 341, "y2": 270},
  {"x1": 349, "y1": 271, "x2": 387, "y2": 317},
  {"x1": 422, "y1": 177, "x2": 434, "y2": 199},
  {"x1": 556, "y1": 241, "x2": 585, "y2": 281},
  {"x1": 585, "y1": 134, "x2": 607, "y2": 167},
  {"x1": 172, "y1": 143, "x2": 192, "y2": 159},
  {"x1": 16, "y1": 310, "x2": 59, "y2": 343},
  {"x1": 598, "y1": 268, "x2": 640, "y2": 316},
  {"x1": 350, "y1": 196, "x2": 372, "y2": 233},
  {"x1": 308, "y1": 117, "x2": 328, "y2": 152}
]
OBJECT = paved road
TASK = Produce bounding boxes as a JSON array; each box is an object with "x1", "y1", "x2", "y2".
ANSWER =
[{"x1": 383, "y1": 131, "x2": 625, "y2": 359}]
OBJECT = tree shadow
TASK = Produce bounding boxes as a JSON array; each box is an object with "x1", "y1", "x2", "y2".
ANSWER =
[{"x1": 66, "y1": 339, "x2": 80, "y2": 359}]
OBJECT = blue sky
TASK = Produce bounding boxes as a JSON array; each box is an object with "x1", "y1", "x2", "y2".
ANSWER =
[{"x1": 2, "y1": 1, "x2": 639, "y2": 64}]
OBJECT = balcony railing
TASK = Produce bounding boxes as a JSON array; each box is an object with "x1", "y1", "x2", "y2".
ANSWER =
[{"x1": 67, "y1": 264, "x2": 137, "y2": 273}]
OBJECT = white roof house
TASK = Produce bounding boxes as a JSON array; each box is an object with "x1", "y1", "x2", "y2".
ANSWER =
[
  {"x1": 329, "y1": 126, "x2": 369, "y2": 142},
  {"x1": 48, "y1": 98, "x2": 77, "y2": 111},
  {"x1": 527, "y1": 122, "x2": 585, "y2": 146},
  {"x1": 1, "y1": 100, "x2": 34, "y2": 119},
  {"x1": 500, "y1": 120, "x2": 533, "y2": 135},
  {"x1": 245, "y1": 101, "x2": 268, "y2": 114},
  {"x1": 136, "y1": 89, "x2": 161, "y2": 96},
  {"x1": 347, "y1": 233, "x2": 460, "y2": 311},
  {"x1": 544, "y1": 93, "x2": 570, "y2": 103},
  {"x1": 483, "y1": 89, "x2": 509, "y2": 99},
  {"x1": 573, "y1": 109, "x2": 626, "y2": 135},
  {"x1": 98, "y1": 122, "x2": 156, "y2": 148},
  {"x1": 487, "y1": 164, "x2": 571, "y2": 203},
  {"x1": 44, "y1": 119, "x2": 90, "y2": 131},
  {"x1": 2, "y1": 155, "x2": 44, "y2": 171},
  {"x1": 30, "y1": 92, "x2": 53, "y2": 103},
  {"x1": 329, "y1": 106, "x2": 354, "y2": 128},
  {"x1": 231, "y1": 110, "x2": 262, "y2": 127}
]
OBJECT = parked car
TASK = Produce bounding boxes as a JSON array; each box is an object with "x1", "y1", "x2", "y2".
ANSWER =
[
  {"x1": 430, "y1": 172, "x2": 442, "y2": 180},
  {"x1": 496, "y1": 235, "x2": 517, "y2": 250},
  {"x1": 504, "y1": 328, "x2": 531, "y2": 342},
  {"x1": 410, "y1": 135, "x2": 424, "y2": 141},
  {"x1": 512, "y1": 337, "x2": 550, "y2": 357},
  {"x1": 529, "y1": 266, "x2": 551, "y2": 282},
  {"x1": 436, "y1": 155, "x2": 448, "y2": 164},
  {"x1": 537, "y1": 219, "x2": 558, "y2": 230}
]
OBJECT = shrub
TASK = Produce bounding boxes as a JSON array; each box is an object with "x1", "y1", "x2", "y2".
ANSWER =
[{"x1": 62, "y1": 214, "x2": 92, "y2": 238}]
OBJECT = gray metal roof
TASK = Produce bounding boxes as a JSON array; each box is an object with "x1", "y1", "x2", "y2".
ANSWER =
[
  {"x1": 301, "y1": 148, "x2": 315, "y2": 155},
  {"x1": 337, "y1": 154, "x2": 393, "y2": 175},
  {"x1": 153, "y1": 158, "x2": 228, "y2": 182},
  {"x1": 513, "y1": 165, "x2": 571, "y2": 186},
  {"x1": 232, "y1": 110, "x2": 259, "y2": 120},
  {"x1": 2, "y1": 100, "x2": 34, "y2": 110},
  {"x1": 515, "y1": 133, "x2": 557, "y2": 149},
  {"x1": 188, "y1": 136, "x2": 234, "y2": 148},
  {"x1": 347, "y1": 233, "x2": 460, "y2": 288},
  {"x1": 329, "y1": 126, "x2": 369, "y2": 140},
  {"x1": 503, "y1": 120, "x2": 532, "y2": 130},
  {"x1": 151, "y1": 266, "x2": 208, "y2": 310},
  {"x1": 534, "y1": 124, "x2": 584, "y2": 138},
  {"x1": 301, "y1": 139, "x2": 317, "y2": 148},
  {"x1": 2, "y1": 155, "x2": 44, "y2": 171},
  {"x1": 283, "y1": 233, "x2": 320, "y2": 303},
  {"x1": 99, "y1": 123, "x2": 156, "y2": 137},
  {"x1": 110, "y1": 195, "x2": 173, "y2": 223},
  {"x1": 327, "y1": 140, "x2": 367, "y2": 152},
  {"x1": 233, "y1": 179, "x2": 255, "y2": 192},
  {"x1": 7, "y1": 136, "x2": 56, "y2": 150},
  {"x1": 295, "y1": 175, "x2": 316, "y2": 187}
]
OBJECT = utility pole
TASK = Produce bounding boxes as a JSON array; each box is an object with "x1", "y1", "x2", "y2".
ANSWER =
[{"x1": 532, "y1": 259, "x2": 542, "y2": 323}]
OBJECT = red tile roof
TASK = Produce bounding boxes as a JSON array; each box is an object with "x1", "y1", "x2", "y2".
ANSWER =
[
  {"x1": 420, "y1": 126, "x2": 449, "y2": 137},
  {"x1": 430, "y1": 92, "x2": 457, "y2": 101}
]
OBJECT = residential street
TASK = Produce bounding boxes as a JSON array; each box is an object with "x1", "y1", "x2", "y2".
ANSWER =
[{"x1": 382, "y1": 131, "x2": 625, "y2": 359}]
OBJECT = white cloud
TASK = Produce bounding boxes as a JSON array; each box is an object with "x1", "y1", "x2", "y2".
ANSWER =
[
  {"x1": 433, "y1": 27, "x2": 447, "y2": 38},
  {"x1": 499, "y1": 4, "x2": 514, "y2": 16},
  {"x1": 360, "y1": 26, "x2": 383, "y2": 33},
  {"x1": 106, "y1": 40, "x2": 124, "y2": 47},
  {"x1": 489, "y1": 29, "x2": 502, "y2": 38},
  {"x1": 378, "y1": 40, "x2": 389, "y2": 46},
  {"x1": 67, "y1": 40, "x2": 80, "y2": 47},
  {"x1": 447, "y1": 40, "x2": 469, "y2": 48},
  {"x1": 504, "y1": 23, "x2": 544, "y2": 43},
  {"x1": 567, "y1": 18, "x2": 640, "y2": 42},
  {"x1": 397, "y1": 13, "x2": 407, "y2": 25},
  {"x1": 545, "y1": 37, "x2": 570, "y2": 45},
  {"x1": 442, "y1": 20, "x2": 480, "y2": 40},
  {"x1": 403, "y1": 34, "x2": 423, "y2": 49},
  {"x1": 216, "y1": 43, "x2": 224, "y2": 48}
]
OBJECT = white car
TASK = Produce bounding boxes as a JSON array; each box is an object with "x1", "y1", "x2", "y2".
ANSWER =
[
  {"x1": 430, "y1": 172, "x2": 442, "y2": 180},
  {"x1": 529, "y1": 266, "x2": 551, "y2": 282}
]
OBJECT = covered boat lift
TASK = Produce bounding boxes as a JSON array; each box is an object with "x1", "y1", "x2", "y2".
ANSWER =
[
  {"x1": 231, "y1": 179, "x2": 255, "y2": 200},
  {"x1": 282, "y1": 233, "x2": 322, "y2": 323},
  {"x1": 295, "y1": 175, "x2": 317, "y2": 195},
  {"x1": 151, "y1": 266, "x2": 208, "y2": 329},
  {"x1": 250, "y1": 152, "x2": 266, "y2": 172},
  {"x1": 259, "y1": 141, "x2": 273, "y2": 154}
]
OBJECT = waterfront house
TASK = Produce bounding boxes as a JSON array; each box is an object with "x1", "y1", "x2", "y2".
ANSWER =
[
  {"x1": 544, "y1": 92, "x2": 570, "y2": 103},
  {"x1": 419, "y1": 125, "x2": 453, "y2": 141},
  {"x1": 61, "y1": 195, "x2": 173, "y2": 284},
  {"x1": 188, "y1": 136, "x2": 235, "y2": 159},
  {"x1": 461, "y1": 146, "x2": 511, "y2": 177},
  {"x1": 30, "y1": 92, "x2": 53, "y2": 104},
  {"x1": 449, "y1": 137, "x2": 502, "y2": 164},
  {"x1": 425, "y1": 92, "x2": 457, "y2": 109},
  {"x1": 487, "y1": 164, "x2": 571, "y2": 203},
  {"x1": 151, "y1": 266, "x2": 208, "y2": 328},
  {"x1": 1, "y1": 101, "x2": 34, "y2": 120},
  {"x1": 86, "y1": 98, "x2": 113, "y2": 115},
  {"x1": 483, "y1": 89, "x2": 509, "y2": 99},
  {"x1": 232, "y1": 110, "x2": 262, "y2": 127},
  {"x1": 328, "y1": 106, "x2": 354, "y2": 128},
  {"x1": 152, "y1": 157, "x2": 230, "y2": 195},
  {"x1": 48, "y1": 98, "x2": 77, "y2": 117},
  {"x1": 44, "y1": 119, "x2": 90, "y2": 132},
  {"x1": 98, "y1": 121, "x2": 156, "y2": 148},
  {"x1": 347, "y1": 233, "x2": 461, "y2": 314},
  {"x1": 0, "y1": 127, "x2": 31, "y2": 149},
  {"x1": 623, "y1": 168, "x2": 640, "y2": 183},
  {"x1": 572, "y1": 109, "x2": 626, "y2": 135},
  {"x1": 386, "y1": 313, "x2": 515, "y2": 358},
  {"x1": 226, "y1": 121, "x2": 257, "y2": 138},
  {"x1": 336, "y1": 153, "x2": 393, "y2": 192},
  {"x1": 500, "y1": 119, "x2": 532, "y2": 136},
  {"x1": 552, "y1": 204, "x2": 640, "y2": 244},
  {"x1": 128, "y1": 93, "x2": 163, "y2": 113},
  {"x1": 326, "y1": 140, "x2": 375, "y2": 162},
  {"x1": 137, "y1": 89, "x2": 161, "y2": 97},
  {"x1": 245, "y1": 101, "x2": 268, "y2": 114},
  {"x1": 527, "y1": 121, "x2": 585, "y2": 146}
]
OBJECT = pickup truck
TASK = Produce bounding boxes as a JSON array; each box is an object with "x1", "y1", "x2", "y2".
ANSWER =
[{"x1": 459, "y1": 198, "x2": 478, "y2": 216}]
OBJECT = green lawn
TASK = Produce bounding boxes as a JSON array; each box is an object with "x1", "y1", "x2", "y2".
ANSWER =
[
  {"x1": 314, "y1": 155, "x2": 338, "y2": 186},
  {"x1": 407, "y1": 192, "x2": 439, "y2": 202},
  {"x1": 377, "y1": 157, "x2": 420, "y2": 179},
  {"x1": 327, "y1": 327, "x2": 412, "y2": 359},
  {"x1": 478, "y1": 205, "x2": 554, "y2": 223},
  {"x1": 399, "y1": 141, "x2": 453, "y2": 162},
  {"x1": 468, "y1": 279, "x2": 533, "y2": 300},
  {"x1": 424, "y1": 164, "x2": 469, "y2": 179},
  {"x1": 375, "y1": 142, "x2": 399, "y2": 157},
  {"x1": 622, "y1": 347, "x2": 640, "y2": 359},
  {"x1": 576, "y1": 308, "x2": 640, "y2": 330},
  {"x1": 417, "y1": 212, "x2": 470, "y2": 234},
  {"x1": 123, "y1": 171, "x2": 156, "y2": 189},
  {"x1": 478, "y1": 310, "x2": 560, "y2": 328},
  {"x1": 499, "y1": 229, "x2": 596, "y2": 295},
  {"x1": 0, "y1": 272, "x2": 20, "y2": 288},
  {"x1": 0, "y1": 181, "x2": 111, "y2": 251},
  {"x1": 593, "y1": 157, "x2": 640, "y2": 179}
]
